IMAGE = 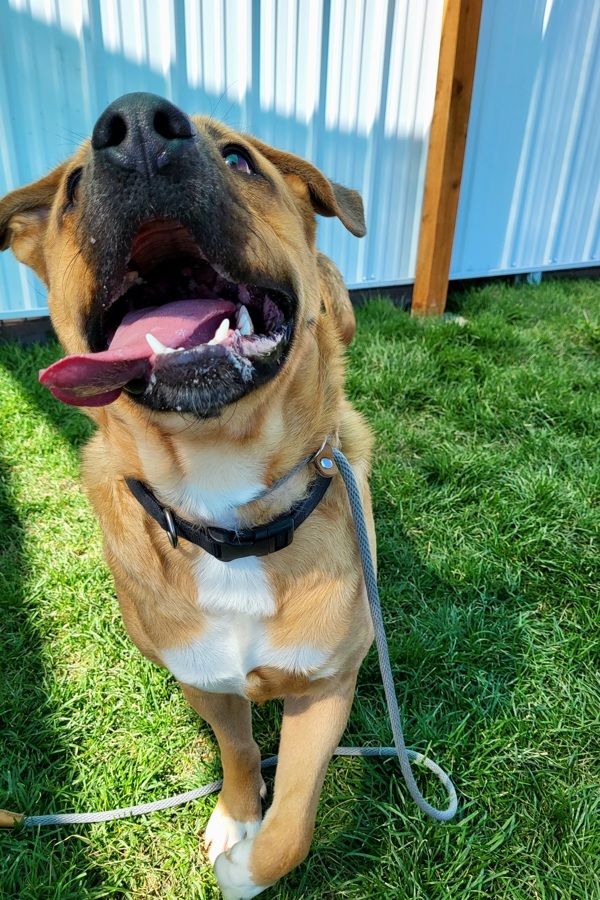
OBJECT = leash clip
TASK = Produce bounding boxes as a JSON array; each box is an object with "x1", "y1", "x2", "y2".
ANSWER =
[{"x1": 314, "y1": 442, "x2": 338, "y2": 478}]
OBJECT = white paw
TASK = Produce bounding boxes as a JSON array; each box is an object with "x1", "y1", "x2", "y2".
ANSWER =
[
  {"x1": 214, "y1": 837, "x2": 270, "y2": 900},
  {"x1": 205, "y1": 804, "x2": 261, "y2": 865}
]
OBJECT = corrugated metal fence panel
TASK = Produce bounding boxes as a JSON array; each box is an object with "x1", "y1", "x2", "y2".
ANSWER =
[
  {"x1": 452, "y1": 0, "x2": 600, "y2": 279},
  {"x1": 0, "y1": 0, "x2": 443, "y2": 318}
]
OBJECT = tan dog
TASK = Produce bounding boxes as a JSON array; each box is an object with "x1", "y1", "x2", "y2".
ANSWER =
[{"x1": 0, "y1": 93, "x2": 375, "y2": 898}]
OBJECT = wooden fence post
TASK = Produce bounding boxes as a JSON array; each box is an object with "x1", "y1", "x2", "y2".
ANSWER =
[{"x1": 411, "y1": 0, "x2": 483, "y2": 317}]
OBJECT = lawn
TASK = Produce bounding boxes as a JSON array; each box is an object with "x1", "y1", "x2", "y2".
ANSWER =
[{"x1": 0, "y1": 279, "x2": 598, "y2": 899}]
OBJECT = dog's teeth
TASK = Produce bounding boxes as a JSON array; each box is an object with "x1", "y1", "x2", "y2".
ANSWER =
[
  {"x1": 124, "y1": 270, "x2": 140, "y2": 288},
  {"x1": 146, "y1": 333, "x2": 175, "y2": 355},
  {"x1": 237, "y1": 305, "x2": 254, "y2": 336},
  {"x1": 208, "y1": 318, "x2": 230, "y2": 345},
  {"x1": 215, "y1": 318, "x2": 231, "y2": 342}
]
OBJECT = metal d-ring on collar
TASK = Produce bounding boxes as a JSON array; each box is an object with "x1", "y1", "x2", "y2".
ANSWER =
[
  {"x1": 124, "y1": 441, "x2": 338, "y2": 562},
  {"x1": 163, "y1": 508, "x2": 178, "y2": 549}
]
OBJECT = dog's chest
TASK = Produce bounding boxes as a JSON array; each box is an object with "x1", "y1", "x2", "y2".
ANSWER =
[
  {"x1": 160, "y1": 555, "x2": 330, "y2": 695},
  {"x1": 155, "y1": 448, "x2": 331, "y2": 693}
]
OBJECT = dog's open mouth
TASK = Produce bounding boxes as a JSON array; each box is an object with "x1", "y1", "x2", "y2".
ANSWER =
[{"x1": 40, "y1": 220, "x2": 295, "y2": 411}]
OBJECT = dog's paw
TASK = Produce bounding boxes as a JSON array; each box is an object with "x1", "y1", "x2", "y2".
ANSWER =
[
  {"x1": 214, "y1": 837, "x2": 271, "y2": 900},
  {"x1": 205, "y1": 804, "x2": 261, "y2": 865}
]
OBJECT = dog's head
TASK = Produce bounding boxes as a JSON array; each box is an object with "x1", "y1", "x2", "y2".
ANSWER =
[{"x1": 0, "y1": 92, "x2": 365, "y2": 419}]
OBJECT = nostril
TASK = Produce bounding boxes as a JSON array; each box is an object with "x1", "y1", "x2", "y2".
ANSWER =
[
  {"x1": 153, "y1": 110, "x2": 175, "y2": 140},
  {"x1": 104, "y1": 114, "x2": 127, "y2": 148},
  {"x1": 153, "y1": 108, "x2": 194, "y2": 141},
  {"x1": 92, "y1": 111, "x2": 127, "y2": 150}
]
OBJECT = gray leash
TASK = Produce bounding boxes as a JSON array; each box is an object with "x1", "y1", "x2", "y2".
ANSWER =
[
  {"x1": 5, "y1": 448, "x2": 457, "y2": 829},
  {"x1": 332, "y1": 447, "x2": 457, "y2": 822}
]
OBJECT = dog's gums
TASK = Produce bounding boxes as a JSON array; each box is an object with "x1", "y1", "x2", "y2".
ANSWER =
[{"x1": 40, "y1": 219, "x2": 295, "y2": 410}]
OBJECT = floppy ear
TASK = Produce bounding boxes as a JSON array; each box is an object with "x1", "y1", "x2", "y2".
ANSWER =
[
  {"x1": 248, "y1": 138, "x2": 366, "y2": 238},
  {"x1": 0, "y1": 162, "x2": 66, "y2": 283}
]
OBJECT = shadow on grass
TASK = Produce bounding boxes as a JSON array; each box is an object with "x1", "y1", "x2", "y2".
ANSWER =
[
  {"x1": 0, "y1": 465, "x2": 109, "y2": 898},
  {"x1": 0, "y1": 340, "x2": 94, "y2": 448},
  {"x1": 0, "y1": 342, "x2": 111, "y2": 897}
]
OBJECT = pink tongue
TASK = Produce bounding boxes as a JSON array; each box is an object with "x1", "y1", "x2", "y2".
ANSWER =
[{"x1": 39, "y1": 299, "x2": 236, "y2": 407}]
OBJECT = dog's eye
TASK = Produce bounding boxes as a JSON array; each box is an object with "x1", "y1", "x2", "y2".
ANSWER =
[
  {"x1": 66, "y1": 168, "x2": 83, "y2": 207},
  {"x1": 223, "y1": 148, "x2": 254, "y2": 175}
]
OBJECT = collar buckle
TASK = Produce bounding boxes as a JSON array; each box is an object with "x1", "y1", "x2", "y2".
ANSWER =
[{"x1": 207, "y1": 516, "x2": 295, "y2": 562}]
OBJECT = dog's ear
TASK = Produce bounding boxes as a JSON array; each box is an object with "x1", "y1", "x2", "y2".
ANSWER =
[
  {"x1": 248, "y1": 138, "x2": 366, "y2": 238},
  {"x1": 0, "y1": 162, "x2": 67, "y2": 283}
]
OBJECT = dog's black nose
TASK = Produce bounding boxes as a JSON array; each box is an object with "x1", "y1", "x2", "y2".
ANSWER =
[{"x1": 91, "y1": 92, "x2": 196, "y2": 174}]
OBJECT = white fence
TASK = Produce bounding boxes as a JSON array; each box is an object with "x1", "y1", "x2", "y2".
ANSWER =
[
  {"x1": 453, "y1": 0, "x2": 600, "y2": 280},
  {"x1": 0, "y1": 0, "x2": 599, "y2": 319}
]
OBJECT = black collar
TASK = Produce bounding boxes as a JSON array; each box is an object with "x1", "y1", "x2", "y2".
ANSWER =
[{"x1": 125, "y1": 444, "x2": 337, "y2": 563}]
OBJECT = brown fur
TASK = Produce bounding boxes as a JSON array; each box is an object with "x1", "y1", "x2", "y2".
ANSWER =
[
  {"x1": 0, "y1": 111, "x2": 374, "y2": 896},
  {"x1": 317, "y1": 251, "x2": 357, "y2": 344}
]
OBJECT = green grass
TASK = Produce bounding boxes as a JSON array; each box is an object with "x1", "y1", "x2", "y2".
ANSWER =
[{"x1": 1, "y1": 278, "x2": 599, "y2": 899}]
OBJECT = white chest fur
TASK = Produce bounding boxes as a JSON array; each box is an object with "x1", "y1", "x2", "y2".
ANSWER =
[
  {"x1": 161, "y1": 610, "x2": 330, "y2": 695},
  {"x1": 193, "y1": 553, "x2": 276, "y2": 618},
  {"x1": 160, "y1": 554, "x2": 331, "y2": 695},
  {"x1": 152, "y1": 438, "x2": 333, "y2": 694},
  {"x1": 148, "y1": 441, "x2": 266, "y2": 529}
]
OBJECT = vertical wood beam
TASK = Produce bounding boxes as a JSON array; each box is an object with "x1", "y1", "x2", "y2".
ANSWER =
[{"x1": 411, "y1": 0, "x2": 483, "y2": 316}]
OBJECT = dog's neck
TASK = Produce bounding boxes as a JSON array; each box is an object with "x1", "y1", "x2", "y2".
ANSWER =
[
  {"x1": 104, "y1": 333, "x2": 343, "y2": 529},
  {"x1": 140, "y1": 423, "x2": 334, "y2": 531},
  {"x1": 120, "y1": 386, "x2": 337, "y2": 528},
  {"x1": 138, "y1": 436, "x2": 270, "y2": 529}
]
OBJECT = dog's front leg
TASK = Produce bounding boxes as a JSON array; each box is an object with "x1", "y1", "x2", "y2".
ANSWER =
[
  {"x1": 214, "y1": 672, "x2": 357, "y2": 899},
  {"x1": 179, "y1": 684, "x2": 265, "y2": 864}
]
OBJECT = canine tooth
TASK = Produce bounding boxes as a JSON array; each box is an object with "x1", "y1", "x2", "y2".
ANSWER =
[
  {"x1": 216, "y1": 318, "x2": 230, "y2": 341},
  {"x1": 146, "y1": 333, "x2": 175, "y2": 355},
  {"x1": 237, "y1": 304, "x2": 254, "y2": 336},
  {"x1": 124, "y1": 270, "x2": 139, "y2": 288},
  {"x1": 208, "y1": 318, "x2": 230, "y2": 345}
]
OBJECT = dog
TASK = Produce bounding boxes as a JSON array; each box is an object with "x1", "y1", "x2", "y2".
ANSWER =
[{"x1": 0, "y1": 92, "x2": 375, "y2": 898}]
